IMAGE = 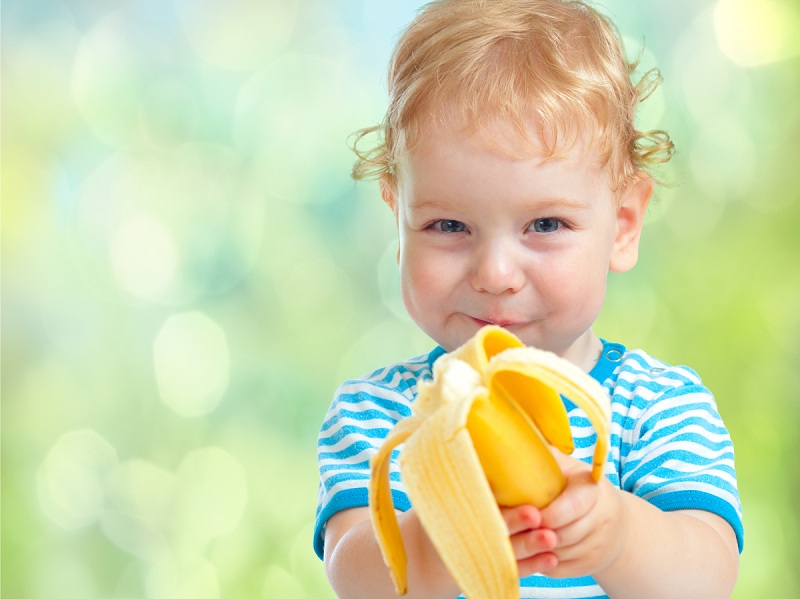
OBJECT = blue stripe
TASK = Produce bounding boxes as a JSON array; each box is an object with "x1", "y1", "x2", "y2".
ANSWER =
[
  {"x1": 571, "y1": 432, "x2": 599, "y2": 450},
  {"x1": 321, "y1": 461, "x2": 403, "y2": 484},
  {"x1": 638, "y1": 412, "x2": 723, "y2": 434},
  {"x1": 566, "y1": 413, "x2": 591, "y2": 428},
  {"x1": 317, "y1": 439, "x2": 379, "y2": 461},
  {"x1": 319, "y1": 459, "x2": 370, "y2": 474},
  {"x1": 374, "y1": 367, "x2": 413, "y2": 387},
  {"x1": 520, "y1": 573, "x2": 599, "y2": 589},
  {"x1": 317, "y1": 424, "x2": 392, "y2": 447},
  {"x1": 320, "y1": 408, "x2": 402, "y2": 432},
  {"x1": 323, "y1": 471, "x2": 370, "y2": 488},
  {"x1": 625, "y1": 447, "x2": 735, "y2": 479},
  {"x1": 333, "y1": 392, "x2": 413, "y2": 417},
  {"x1": 625, "y1": 454, "x2": 738, "y2": 480},
  {"x1": 614, "y1": 375, "x2": 709, "y2": 398},
  {"x1": 632, "y1": 430, "x2": 733, "y2": 455}
]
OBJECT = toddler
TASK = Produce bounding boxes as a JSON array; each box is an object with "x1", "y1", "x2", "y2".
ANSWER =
[{"x1": 314, "y1": 1, "x2": 743, "y2": 597}]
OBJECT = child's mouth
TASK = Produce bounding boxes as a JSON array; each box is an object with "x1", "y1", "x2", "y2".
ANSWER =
[{"x1": 471, "y1": 316, "x2": 515, "y2": 328}]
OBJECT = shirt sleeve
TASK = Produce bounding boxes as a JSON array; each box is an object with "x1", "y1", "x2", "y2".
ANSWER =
[
  {"x1": 618, "y1": 372, "x2": 744, "y2": 553},
  {"x1": 313, "y1": 373, "x2": 415, "y2": 560}
]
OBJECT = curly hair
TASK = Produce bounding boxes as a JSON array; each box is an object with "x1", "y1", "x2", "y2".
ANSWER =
[{"x1": 350, "y1": 0, "x2": 673, "y2": 192}]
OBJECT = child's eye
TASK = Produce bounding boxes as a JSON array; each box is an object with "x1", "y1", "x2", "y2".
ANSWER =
[
  {"x1": 530, "y1": 218, "x2": 562, "y2": 233},
  {"x1": 432, "y1": 219, "x2": 467, "y2": 233}
]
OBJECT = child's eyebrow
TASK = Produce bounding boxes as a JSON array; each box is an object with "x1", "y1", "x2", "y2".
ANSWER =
[
  {"x1": 408, "y1": 196, "x2": 593, "y2": 213},
  {"x1": 407, "y1": 198, "x2": 455, "y2": 213},
  {"x1": 532, "y1": 196, "x2": 594, "y2": 212}
]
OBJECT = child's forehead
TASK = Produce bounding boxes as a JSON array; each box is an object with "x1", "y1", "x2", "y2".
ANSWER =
[
  {"x1": 392, "y1": 113, "x2": 615, "y2": 201},
  {"x1": 403, "y1": 111, "x2": 604, "y2": 171}
]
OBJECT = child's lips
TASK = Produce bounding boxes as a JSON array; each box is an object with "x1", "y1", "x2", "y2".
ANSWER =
[{"x1": 470, "y1": 316, "x2": 517, "y2": 328}]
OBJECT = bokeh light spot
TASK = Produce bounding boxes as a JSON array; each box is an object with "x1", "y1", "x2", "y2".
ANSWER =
[
  {"x1": 176, "y1": 447, "x2": 248, "y2": 548},
  {"x1": 139, "y1": 78, "x2": 199, "y2": 146},
  {"x1": 109, "y1": 213, "x2": 178, "y2": 301},
  {"x1": 234, "y1": 50, "x2": 370, "y2": 205},
  {"x1": 80, "y1": 145, "x2": 266, "y2": 305},
  {"x1": 176, "y1": 0, "x2": 298, "y2": 71},
  {"x1": 101, "y1": 459, "x2": 176, "y2": 560},
  {"x1": 674, "y1": 8, "x2": 753, "y2": 127},
  {"x1": 714, "y1": 0, "x2": 800, "y2": 67},
  {"x1": 71, "y1": 11, "x2": 146, "y2": 147},
  {"x1": 153, "y1": 311, "x2": 230, "y2": 418},
  {"x1": 37, "y1": 429, "x2": 118, "y2": 529}
]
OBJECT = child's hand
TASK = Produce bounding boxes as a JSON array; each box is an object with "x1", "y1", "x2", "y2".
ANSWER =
[
  {"x1": 501, "y1": 453, "x2": 629, "y2": 580},
  {"x1": 537, "y1": 452, "x2": 628, "y2": 579},
  {"x1": 500, "y1": 503, "x2": 559, "y2": 577}
]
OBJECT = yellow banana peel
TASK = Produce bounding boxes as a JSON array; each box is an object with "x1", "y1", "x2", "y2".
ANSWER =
[{"x1": 368, "y1": 326, "x2": 611, "y2": 598}]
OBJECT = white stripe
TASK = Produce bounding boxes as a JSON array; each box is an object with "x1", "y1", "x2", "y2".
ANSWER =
[
  {"x1": 650, "y1": 409, "x2": 724, "y2": 432},
  {"x1": 324, "y1": 476, "x2": 407, "y2": 501},
  {"x1": 323, "y1": 395, "x2": 409, "y2": 425},
  {"x1": 628, "y1": 394, "x2": 717, "y2": 438},
  {"x1": 519, "y1": 580, "x2": 605, "y2": 598},
  {"x1": 319, "y1": 446, "x2": 376, "y2": 469},
  {"x1": 324, "y1": 478, "x2": 370, "y2": 498},
  {"x1": 616, "y1": 369, "x2": 686, "y2": 390},
  {"x1": 317, "y1": 434, "x2": 376, "y2": 455},
  {"x1": 627, "y1": 426, "x2": 732, "y2": 455},
  {"x1": 625, "y1": 444, "x2": 733, "y2": 479},
  {"x1": 318, "y1": 415, "x2": 398, "y2": 442},
  {"x1": 622, "y1": 430, "x2": 727, "y2": 458},
  {"x1": 639, "y1": 481, "x2": 740, "y2": 508},
  {"x1": 626, "y1": 458, "x2": 737, "y2": 485},
  {"x1": 336, "y1": 380, "x2": 414, "y2": 404}
]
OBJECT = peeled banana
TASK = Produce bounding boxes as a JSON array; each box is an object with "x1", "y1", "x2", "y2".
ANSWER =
[{"x1": 368, "y1": 326, "x2": 611, "y2": 598}]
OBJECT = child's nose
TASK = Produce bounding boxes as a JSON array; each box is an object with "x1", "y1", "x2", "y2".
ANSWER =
[{"x1": 469, "y1": 240, "x2": 525, "y2": 294}]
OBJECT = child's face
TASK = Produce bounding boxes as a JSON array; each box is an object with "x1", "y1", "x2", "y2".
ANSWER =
[{"x1": 388, "y1": 118, "x2": 650, "y2": 367}]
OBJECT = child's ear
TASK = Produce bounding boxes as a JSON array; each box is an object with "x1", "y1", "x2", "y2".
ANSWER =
[
  {"x1": 379, "y1": 176, "x2": 397, "y2": 214},
  {"x1": 609, "y1": 173, "x2": 654, "y2": 273}
]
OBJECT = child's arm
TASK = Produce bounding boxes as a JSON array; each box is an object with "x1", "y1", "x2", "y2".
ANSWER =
[
  {"x1": 323, "y1": 506, "x2": 463, "y2": 599},
  {"x1": 506, "y1": 454, "x2": 740, "y2": 598}
]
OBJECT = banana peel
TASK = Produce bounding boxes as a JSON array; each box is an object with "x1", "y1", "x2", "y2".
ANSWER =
[{"x1": 368, "y1": 326, "x2": 611, "y2": 598}]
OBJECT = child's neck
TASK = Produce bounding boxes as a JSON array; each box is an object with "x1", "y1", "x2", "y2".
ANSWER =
[{"x1": 560, "y1": 329, "x2": 603, "y2": 373}]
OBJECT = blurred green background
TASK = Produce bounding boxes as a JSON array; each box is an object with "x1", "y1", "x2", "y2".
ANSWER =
[{"x1": 2, "y1": 0, "x2": 799, "y2": 597}]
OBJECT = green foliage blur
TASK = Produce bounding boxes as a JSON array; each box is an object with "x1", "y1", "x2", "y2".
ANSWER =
[{"x1": 2, "y1": 1, "x2": 799, "y2": 597}]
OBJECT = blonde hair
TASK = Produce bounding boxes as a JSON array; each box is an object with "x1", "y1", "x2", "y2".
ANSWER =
[{"x1": 351, "y1": 0, "x2": 673, "y2": 191}]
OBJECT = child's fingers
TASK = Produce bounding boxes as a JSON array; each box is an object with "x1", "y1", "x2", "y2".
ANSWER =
[
  {"x1": 509, "y1": 526, "x2": 558, "y2": 560},
  {"x1": 517, "y1": 550, "x2": 559, "y2": 577},
  {"x1": 540, "y1": 470, "x2": 598, "y2": 529},
  {"x1": 501, "y1": 506, "x2": 558, "y2": 566},
  {"x1": 500, "y1": 504, "x2": 542, "y2": 535}
]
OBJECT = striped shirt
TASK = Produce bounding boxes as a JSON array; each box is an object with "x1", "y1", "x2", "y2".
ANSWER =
[{"x1": 314, "y1": 340, "x2": 744, "y2": 598}]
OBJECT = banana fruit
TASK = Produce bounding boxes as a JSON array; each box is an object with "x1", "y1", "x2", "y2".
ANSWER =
[{"x1": 368, "y1": 326, "x2": 611, "y2": 598}]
